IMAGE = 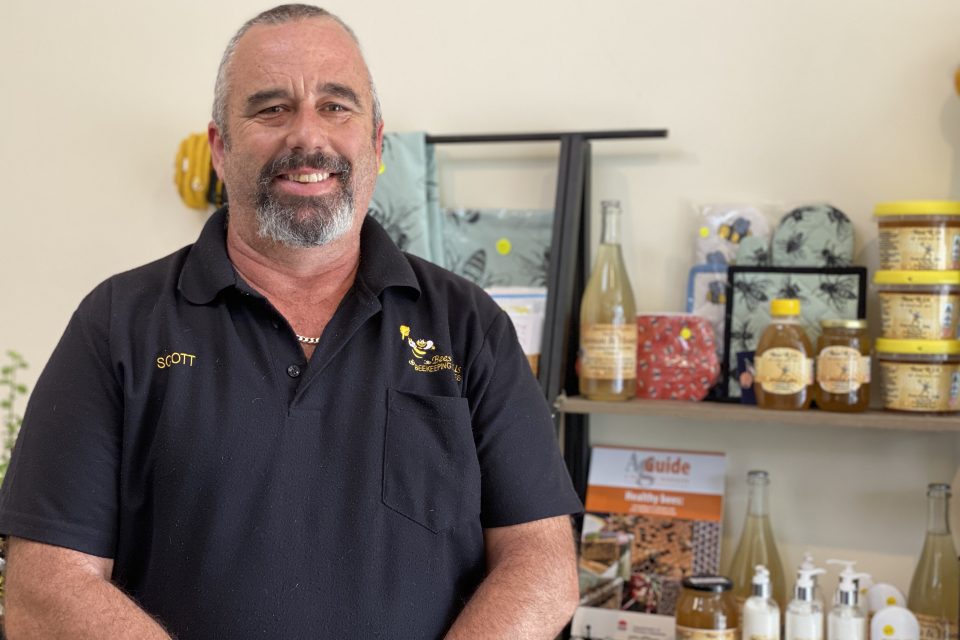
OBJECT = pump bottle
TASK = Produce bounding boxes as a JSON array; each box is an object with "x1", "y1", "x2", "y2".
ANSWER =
[
  {"x1": 826, "y1": 559, "x2": 870, "y2": 616},
  {"x1": 826, "y1": 563, "x2": 868, "y2": 640},
  {"x1": 743, "y1": 565, "x2": 781, "y2": 640},
  {"x1": 800, "y1": 552, "x2": 824, "y2": 605},
  {"x1": 786, "y1": 567, "x2": 826, "y2": 640}
]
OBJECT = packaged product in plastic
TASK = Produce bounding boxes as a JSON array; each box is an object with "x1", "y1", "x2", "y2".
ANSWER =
[
  {"x1": 636, "y1": 314, "x2": 720, "y2": 401},
  {"x1": 694, "y1": 204, "x2": 775, "y2": 266}
]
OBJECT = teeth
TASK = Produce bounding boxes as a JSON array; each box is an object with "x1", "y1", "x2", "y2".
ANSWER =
[{"x1": 285, "y1": 172, "x2": 329, "y2": 183}]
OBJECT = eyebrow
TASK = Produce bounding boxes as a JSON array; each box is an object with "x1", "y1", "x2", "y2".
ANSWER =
[
  {"x1": 243, "y1": 83, "x2": 364, "y2": 112},
  {"x1": 245, "y1": 89, "x2": 291, "y2": 111},
  {"x1": 317, "y1": 82, "x2": 362, "y2": 110}
]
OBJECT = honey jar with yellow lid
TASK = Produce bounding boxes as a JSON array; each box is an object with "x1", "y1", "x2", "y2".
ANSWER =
[
  {"x1": 876, "y1": 338, "x2": 960, "y2": 414},
  {"x1": 874, "y1": 201, "x2": 960, "y2": 271}
]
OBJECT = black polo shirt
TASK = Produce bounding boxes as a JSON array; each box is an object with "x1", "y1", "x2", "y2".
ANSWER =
[{"x1": 0, "y1": 208, "x2": 581, "y2": 639}]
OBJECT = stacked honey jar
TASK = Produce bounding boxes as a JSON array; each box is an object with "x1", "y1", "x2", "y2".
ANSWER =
[{"x1": 874, "y1": 201, "x2": 960, "y2": 414}]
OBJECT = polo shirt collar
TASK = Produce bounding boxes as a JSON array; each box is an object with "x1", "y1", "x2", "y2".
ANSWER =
[
  {"x1": 178, "y1": 207, "x2": 420, "y2": 305},
  {"x1": 355, "y1": 215, "x2": 420, "y2": 298},
  {"x1": 179, "y1": 207, "x2": 237, "y2": 304}
]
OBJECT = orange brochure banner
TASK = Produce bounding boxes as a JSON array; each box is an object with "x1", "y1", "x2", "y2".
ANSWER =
[{"x1": 585, "y1": 486, "x2": 723, "y2": 522}]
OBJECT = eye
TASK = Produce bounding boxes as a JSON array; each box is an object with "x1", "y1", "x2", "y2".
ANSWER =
[
  {"x1": 323, "y1": 103, "x2": 348, "y2": 112},
  {"x1": 259, "y1": 105, "x2": 287, "y2": 115}
]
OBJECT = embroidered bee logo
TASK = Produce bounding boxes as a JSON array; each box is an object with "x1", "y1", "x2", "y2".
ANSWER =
[
  {"x1": 399, "y1": 325, "x2": 461, "y2": 382},
  {"x1": 400, "y1": 324, "x2": 435, "y2": 359}
]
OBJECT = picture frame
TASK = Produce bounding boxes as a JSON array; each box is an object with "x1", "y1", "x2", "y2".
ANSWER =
[{"x1": 722, "y1": 266, "x2": 867, "y2": 400}]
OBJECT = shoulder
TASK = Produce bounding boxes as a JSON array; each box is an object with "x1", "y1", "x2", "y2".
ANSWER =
[{"x1": 75, "y1": 245, "x2": 193, "y2": 320}]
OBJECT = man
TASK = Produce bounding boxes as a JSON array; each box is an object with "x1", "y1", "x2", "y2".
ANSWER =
[{"x1": 0, "y1": 4, "x2": 582, "y2": 639}]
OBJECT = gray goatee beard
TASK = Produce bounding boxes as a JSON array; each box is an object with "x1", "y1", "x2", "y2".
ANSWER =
[{"x1": 255, "y1": 151, "x2": 355, "y2": 248}]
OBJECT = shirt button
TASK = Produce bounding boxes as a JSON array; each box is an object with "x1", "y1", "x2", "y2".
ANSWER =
[
  {"x1": 286, "y1": 364, "x2": 301, "y2": 378},
  {"x1": 271, "y1": 320, "x2": 280, "y2": 329}
]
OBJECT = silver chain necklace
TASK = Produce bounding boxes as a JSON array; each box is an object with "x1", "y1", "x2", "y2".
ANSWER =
[{"x1": 296, "y1": 334, "x2": 321, "y2": 345}]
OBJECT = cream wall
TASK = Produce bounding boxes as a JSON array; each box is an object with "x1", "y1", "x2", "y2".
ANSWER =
[{"x1": 2, "y1": 0, "x2": 960, "y2": 596}]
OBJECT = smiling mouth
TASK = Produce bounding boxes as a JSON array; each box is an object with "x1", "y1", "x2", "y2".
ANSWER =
[{"x1": 281, "y1": 172, "x2": 332, "y2": 183}]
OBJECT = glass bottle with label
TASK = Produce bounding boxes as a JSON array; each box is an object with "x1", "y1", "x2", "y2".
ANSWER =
[
  {"x1": 815, "y1": 319, "x2": 870, "y2": 412},
  {"x1": 907, "y1": 483, "x2": 959, "y2": 640},
  {"x1": 579, "y1": 200, "x2": 637, "y2": 401},
  {"x1": 754, "y1": 299, "x2": 814, "y2": 410},
  {"x1": 728, "y1": 470, "x2": 787, "y2": 611},
  {"x1": 676, "y1": 576, "x2": 739, "y2": 639}
]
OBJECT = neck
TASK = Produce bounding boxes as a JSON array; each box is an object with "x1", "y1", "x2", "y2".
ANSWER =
[
  {"x1": 225, "y1": 213, "x2": 361, "y2": 356},
  {"x1": 225, "y1": 211, "x2": 362, "y2": 300}
]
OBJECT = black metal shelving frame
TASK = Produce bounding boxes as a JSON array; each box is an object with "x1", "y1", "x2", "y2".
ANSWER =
[{"x1": 428, "y1": 129, "x2": 669, "y2": 501}]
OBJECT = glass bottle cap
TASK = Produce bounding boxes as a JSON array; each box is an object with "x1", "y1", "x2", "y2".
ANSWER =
[
  {"x1": 820, "y1": 319, "x2": 867, "y2": 329},
  {"x1": 682, "y1": 576, "x2": 733, "y2": 592},
  {"x1": 927, "y1": 483, "x2": 952, "y2": 497}
]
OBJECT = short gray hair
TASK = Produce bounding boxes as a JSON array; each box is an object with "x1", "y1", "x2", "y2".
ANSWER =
[{"x1": 212, "y1": 4, "x2": 382, "y2": 144}]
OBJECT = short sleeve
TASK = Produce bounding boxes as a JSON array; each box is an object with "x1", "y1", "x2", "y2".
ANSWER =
[
  {"x1": 467, "y1": 311, "x2": 582, "y2": 528},
  {"x1": 0, "y1": 283, "x2": 122, "y2": 557}
]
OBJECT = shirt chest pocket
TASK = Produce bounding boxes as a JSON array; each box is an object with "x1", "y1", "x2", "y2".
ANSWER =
[{"x1": 382, "y1": 388, "x2": 481, "y2": 533}]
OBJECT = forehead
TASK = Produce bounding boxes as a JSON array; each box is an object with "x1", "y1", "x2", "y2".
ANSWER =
[{"x1": 229, "y1": 18, "x2": 370, "y2": 100}]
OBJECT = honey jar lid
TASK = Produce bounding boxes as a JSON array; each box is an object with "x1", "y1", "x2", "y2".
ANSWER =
[
  {"x1": 875, "y1": 338, "x2": 960, "y2": 355},
  {"x1": 682, "y1": 576, "x2": 733, "y2": 592},
  {"x1": 874, "y1": 201, "x2": 960, "y2": 216},
  {"x1": 874, "y1": 270, "x2": 960, "y2": 286},
  {"x1": 771, "y1": 298, "x2": 801, "y2": 316},
  {"x1": 821, "y1": 318, "x2": 867, "y2": 329}
]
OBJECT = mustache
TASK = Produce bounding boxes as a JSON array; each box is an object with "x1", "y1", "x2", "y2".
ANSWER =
[{"x1": 258, "y1": 151, "x2": 352, "y2": 183}]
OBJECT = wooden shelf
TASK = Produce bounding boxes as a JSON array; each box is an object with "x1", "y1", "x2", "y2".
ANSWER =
[{"x1": 555, "y1": 395, "x2": 960, "y2": 433}]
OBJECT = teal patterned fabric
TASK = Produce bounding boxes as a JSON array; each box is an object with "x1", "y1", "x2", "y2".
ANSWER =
[
  {"x1": 367, "y1": 132, "x2": 441, "y2": 263},
  {"x1": 367, "y1": 134, "x2": 553, "y2": 286},
  {"x1": 441, "y1": 209, "x2": 553, "y2": 288},
  {"x1": 771, "y1": 204, "x2": 854, "y2": 267}
]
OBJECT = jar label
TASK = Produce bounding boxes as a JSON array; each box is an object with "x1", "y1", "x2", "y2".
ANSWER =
[
  {"x1": 879, "y1": 226, "x2": 960, "y2": 270},
  {"x1": 755, "y1": 348, "x2": 813, "y2": 394},
  {"x1": 915, "y1": 613, "x2": 959, "y2": 640},
  {"x1": 880, "y1": 291, "x2": 960, "y2": 340},
  {"x1": 880, "y1": 361, "x2": 960, "y2": 412},
  {"x1": 580, "y1": 324, "x2": 638, "y2": 380},
  {"x1": 676, "y1": 626, "x2": 737, "y2": 640},
  {"x1": 816, "y1": 347, "x2": 870, "y2": 393}
]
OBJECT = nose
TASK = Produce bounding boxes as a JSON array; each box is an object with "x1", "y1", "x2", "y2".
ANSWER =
[{"x1": 284, "y1": 107, "x2": 330, "y2": 153}]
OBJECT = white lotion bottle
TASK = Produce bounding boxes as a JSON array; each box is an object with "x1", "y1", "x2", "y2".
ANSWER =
[
  {"x1": 801, "y1": 552, "x2": 824, "y2": 605},
  {"x1": 826, "y1": 559, "x2": 871, "y2": 617},
  {"x1": 826, "y1": 565, "x2": 868, "y2": 640},
  {"x1": 786, "y1": 566, "x2": 826, "y2": 640},
  {"x1": 743, "y1": 564, "x2": 781, "y2": 640}
]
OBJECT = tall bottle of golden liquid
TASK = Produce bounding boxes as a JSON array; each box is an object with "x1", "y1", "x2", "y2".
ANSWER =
[
  {"x1": 728, "y1": 470, "x2": 787, "y2": 611},
  {"x1": 907, "y1": 483, "x2": 959, "y2": 640},
  {"x1": 579, "y1": 200, "x2": 637, "y2": 401},
  {"x1": 754, "y1": 298, "x2": 814, "y2": 410}
]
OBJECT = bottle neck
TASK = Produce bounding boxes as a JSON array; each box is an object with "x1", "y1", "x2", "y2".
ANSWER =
[
  {"x1": 926, "y1": 491, "x2": 951, "y2": 535},
  {"x1": 752, "y1": 581, "x2": 772, "y2": 599},
  {"x1": 601, "y1": 204, "x2": 622, "y2": 245},
  {"x1": 747, "y1": 476, "x2": 770, "y2": 517}
]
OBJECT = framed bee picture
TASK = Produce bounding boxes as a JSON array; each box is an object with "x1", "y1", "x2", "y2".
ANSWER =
[{"x1": 721, "y1": 266, "x2": 867, "y2": 400}]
